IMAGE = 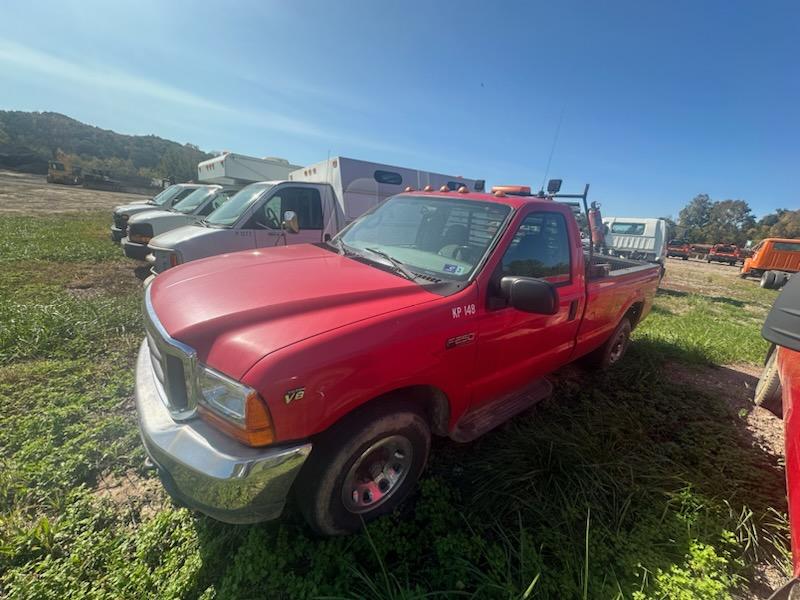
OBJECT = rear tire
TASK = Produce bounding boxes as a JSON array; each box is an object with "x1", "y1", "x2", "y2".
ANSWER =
[
  {"x1": 582, "y1": 317, "x2": 632, "y2": 370},
  {"x1": 682, "y1": 256, "x2": 688, "y2": 261},
  {"x1": 295, "y1": 401, "x2": 431, "y2": 536},
  {"x1": 760, "y1": 271, "x2": 777, "y2": 289},
  {"x1": 755, "y1": 345, "x2": 782, "y2": 418},
  {"x1": 774, "y1": 272, "x2": 790, "y2": 289}
]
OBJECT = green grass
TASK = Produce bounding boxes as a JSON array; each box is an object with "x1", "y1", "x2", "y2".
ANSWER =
[{"x1": 0, "y1": 212, "x2": 790, "y2": 599}]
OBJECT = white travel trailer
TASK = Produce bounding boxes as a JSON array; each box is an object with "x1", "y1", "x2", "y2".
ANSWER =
[
  {"x1": 602, "y1": 217, "x2": 668, "y2": 263},
  {"x1": 146, "y1": 157, "x2": 483, "y2": 275},
  {"x1": 290, "y1": 156, "x2": 484, "y2": 222},
  {"x1": 198, "y1": 153, "x2": 302, "y2": 187}
]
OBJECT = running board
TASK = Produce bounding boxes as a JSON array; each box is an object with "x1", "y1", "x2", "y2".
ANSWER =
[{"x1": 450, "y1": 379, "x2": 553, "y2": 443}]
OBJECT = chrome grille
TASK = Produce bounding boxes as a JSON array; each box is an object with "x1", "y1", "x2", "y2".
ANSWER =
[{"x1": 144, "y1": 286, "x2": 198, "y2": 419}]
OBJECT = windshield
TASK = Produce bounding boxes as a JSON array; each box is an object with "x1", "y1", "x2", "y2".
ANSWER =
[
  {"x1": 338, "y1": 194, "x2": 510, "y2": 281},
  {"x1": 172, "y1": 187, "x2": 218, "y2": 214},
  {"x1": 203, "y1": 182, "x2": 274, "y2": 227},
  {"x1": 151, "y1": 185, "x2": 189, "y2": 206}
]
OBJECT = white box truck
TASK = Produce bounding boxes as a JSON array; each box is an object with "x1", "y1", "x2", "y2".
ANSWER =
[
  {"x1": 602, "y1": 217, "x2": 668, "y2": 264},
  {"x1": 290, "y1": 156, "x2": 484, "y2": 222},
  {"x1": 145, "y1": 156, "x2": 483, "y2": 275},
  {"x1": 197, "y1": 153, "x2": 302, "y2": 187}
]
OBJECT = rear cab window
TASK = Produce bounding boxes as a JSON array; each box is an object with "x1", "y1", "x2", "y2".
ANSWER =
[{"x1": 610, "y1": 222, "x2": 645, "y2": 235}]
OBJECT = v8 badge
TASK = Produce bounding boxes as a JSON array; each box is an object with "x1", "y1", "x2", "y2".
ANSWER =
[{"x1": 284, "y1": 387, "x2": 305, "y2": 404}]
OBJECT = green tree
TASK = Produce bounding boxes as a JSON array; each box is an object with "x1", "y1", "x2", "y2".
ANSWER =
[
  {"x1": 704, "y1": 199, "x2": 755, "y2": 246},
  {"x1": 677, "y1": 194, "x2": 712, "y2": 243}
]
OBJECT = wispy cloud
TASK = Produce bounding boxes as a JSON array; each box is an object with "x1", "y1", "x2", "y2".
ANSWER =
[
  {"x1": 0, "y1": 40, "x2": 320, "y2": 137},
  {"x1": 0, "y1": 40, "x2": 429, "y2": 159}
]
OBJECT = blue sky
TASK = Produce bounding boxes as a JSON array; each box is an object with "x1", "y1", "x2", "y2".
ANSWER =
[{"x1": 1, "y1": 0, "x2": 797, "y2": 218}]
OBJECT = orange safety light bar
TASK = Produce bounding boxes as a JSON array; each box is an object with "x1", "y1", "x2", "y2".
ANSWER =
[{"x1": 491, "y1": 185, "x2": 531, "y2": 196}]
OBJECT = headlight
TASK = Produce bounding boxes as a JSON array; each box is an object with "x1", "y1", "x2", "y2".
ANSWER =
[
  {"x1": 121, "y1": 214, "x2": 130, "y2": 221},
  {"x1": 196, "y1": 365, "x2": 275, "y2": 446},
  {"x1": 197, "y1": 366, "x2": 250, "y2": 422}
]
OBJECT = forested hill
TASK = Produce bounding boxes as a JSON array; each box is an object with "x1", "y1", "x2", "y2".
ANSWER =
[{"x1": 0, "y1": 111, "x2": 212, "y2": 183}]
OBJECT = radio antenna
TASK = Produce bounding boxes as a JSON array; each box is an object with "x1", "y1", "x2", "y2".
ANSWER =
[{"x1": 539, "y1": 103, "x2": 566, "y2": 193}]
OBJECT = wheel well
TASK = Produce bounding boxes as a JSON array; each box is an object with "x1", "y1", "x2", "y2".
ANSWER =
[
  {"x1": 334, "y1": 385, "x2": 450, "y2": 436},
  {"x1": 624, "y1": 302, "x2": 645, "y2": 329}
]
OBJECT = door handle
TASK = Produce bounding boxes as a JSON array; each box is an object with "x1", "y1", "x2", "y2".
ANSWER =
[{"x1": 568, "y1": 300, "x2": 578, "y2": 321}]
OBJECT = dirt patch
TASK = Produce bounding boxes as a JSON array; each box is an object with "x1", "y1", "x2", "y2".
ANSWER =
[
  {"x1": 666, "y1": 360, "x2": 784, "y2": 458},
  {"x1": 93, "y1": 469, "x2": 165, "y2": 521},
  {"x1": 0, "y1": 170, "x2": 147, "y2": 214},
  {"x1": 11, "y1": 259, "x2": 144, "y2": 296}
]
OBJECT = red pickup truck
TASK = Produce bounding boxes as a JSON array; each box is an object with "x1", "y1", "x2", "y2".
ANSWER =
[
  {"x1": 754, "y1": 275, "x2": 800, "y2": 598},
  {"x1": 135, "y1": 188, "x2": 660, "y2": 534},
  {"x1": 707, "y1": 243, "x2": 741, "y2": 266}
]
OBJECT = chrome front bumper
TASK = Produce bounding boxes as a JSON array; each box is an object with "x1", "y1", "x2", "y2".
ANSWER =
[{"x1": 135, "y1": 340, "x2": 312, "y2": 523}]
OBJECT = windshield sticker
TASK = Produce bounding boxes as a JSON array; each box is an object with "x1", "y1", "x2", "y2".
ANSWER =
[{"x1": 443, "y1": 263, "x2": 465, "y2": 274}]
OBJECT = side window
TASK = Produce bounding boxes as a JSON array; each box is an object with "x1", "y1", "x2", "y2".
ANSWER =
[
  {"x1": 500, "y1": 212, "x2": 571, "y2": 284},
  {"x1": 374, "y1": 170, "x2": 403, "y2": 185},
  {"x1": 245, "y1": 187, "x2": 323, "y2": 230},
  {"x1": 282, "y1": 187, "x2": 323, "y2": 229}
]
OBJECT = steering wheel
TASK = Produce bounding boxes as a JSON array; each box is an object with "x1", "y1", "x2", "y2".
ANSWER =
[{"x1": 263, "y1": 206, "x2": 281, "y2": 229}]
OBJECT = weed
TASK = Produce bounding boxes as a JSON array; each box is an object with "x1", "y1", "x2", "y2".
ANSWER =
[{"x1": 0, "y1": 213, "x2": 789, "y2": 599}]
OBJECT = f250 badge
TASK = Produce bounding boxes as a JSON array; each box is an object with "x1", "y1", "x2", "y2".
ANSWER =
[{"x1": 284, "y1": 387, "x2": 305, "y2": 404}]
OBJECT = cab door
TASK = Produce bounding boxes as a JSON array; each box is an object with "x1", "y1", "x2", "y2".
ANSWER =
[
  {"x1": 247, "y1": 185, "x2": 326, "y2": 248},
  {"x1": 470, "y1": 208, "x2": 584, "y2": 406}
]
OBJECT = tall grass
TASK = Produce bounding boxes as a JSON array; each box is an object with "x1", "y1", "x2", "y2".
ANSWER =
[{"x1": 0, "y1": 213, "x2": 789, "y2": 599}]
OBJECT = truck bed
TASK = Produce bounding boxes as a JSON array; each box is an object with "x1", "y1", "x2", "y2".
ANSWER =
[{"x1": 585, "y1": 251, "x2": 659, "y2": 280}]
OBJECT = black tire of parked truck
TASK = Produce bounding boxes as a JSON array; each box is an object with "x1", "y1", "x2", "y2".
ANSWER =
[
  {"x1": 754, "y1": 344, "x2": 782, "y2": 418},
  {"x1": 582, "y1": 317, "x2": 632, "y2": 370},
  {"x1": 294, "y1": 400, "x2": 431, "y2": 536},
  {"x1": 761, "y1": 271, "x2": 777, "y2": 289}
]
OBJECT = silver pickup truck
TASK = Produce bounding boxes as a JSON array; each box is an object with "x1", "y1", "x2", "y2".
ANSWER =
[
  {"x1": 110, "y1": 184, "x2": 203, "y2": 243},
  {"x1": 121, "y1": 185, "x2": 230, "y2": 260}
]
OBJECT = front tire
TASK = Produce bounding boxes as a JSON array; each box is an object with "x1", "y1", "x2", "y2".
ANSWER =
[
  {"x1": 755, "y1": 345, "x2": 782, "y2": 418},
  {"x1": 295, "y1": 401, "x2": 431, "y2": 535},
  {"x1": 761, "y1": 271, "x2": 777, "y2": 289}
]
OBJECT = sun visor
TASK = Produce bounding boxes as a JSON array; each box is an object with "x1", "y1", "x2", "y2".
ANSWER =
[{"x1": 762, "y1": 274, "x2": 800, "y2": 351}]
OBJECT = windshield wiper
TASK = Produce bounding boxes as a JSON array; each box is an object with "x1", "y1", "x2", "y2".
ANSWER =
[{"x1": 363, "y1": 247, "x2": 420, "y2": 282}]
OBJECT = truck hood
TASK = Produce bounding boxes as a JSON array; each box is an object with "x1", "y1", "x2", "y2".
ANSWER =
[
  {"x1": 148, "y1": 223, "x2": 212, "y2": 250},
  {"x1": 128, "y1": 210, "x2": 195, "y2": 235},
  {"x1": 115, "y1": 203, "x2": 162, "y2": 217},
  {"x1": 149, "y1": 244, "x2": 441, "y2": 379}
]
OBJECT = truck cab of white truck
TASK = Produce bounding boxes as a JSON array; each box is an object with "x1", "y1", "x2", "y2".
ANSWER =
[
  {"x1": 146, "y1": 156, "x2": 482, "y2": 275},
  {"x1": 602, "y1": 217, "x2": 668, "y2": 264}
]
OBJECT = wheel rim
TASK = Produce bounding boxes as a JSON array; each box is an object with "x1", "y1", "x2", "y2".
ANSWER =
[
  {"x1": 608, "y1": 329, "x2": 628, "y2": 364},
  {"x1": 342, "y1": 435, "x2": 413, "y2": 514}
]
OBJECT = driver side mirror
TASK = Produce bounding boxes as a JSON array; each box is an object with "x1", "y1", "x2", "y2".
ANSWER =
[
  {"x1": 499, "y1": 276, "x2": 558, "y2": 314},
  {"x1": 283, "y1": 210, "x2": 300, "y2": 233}
]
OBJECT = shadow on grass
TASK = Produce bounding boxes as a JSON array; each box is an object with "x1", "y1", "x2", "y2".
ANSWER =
[
  {"x1": 657, "y1": 287, "x2": 746, "y2": 308},
  {"x1": 185, "y1": 340, "x2": 787, "y2": 599}
]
